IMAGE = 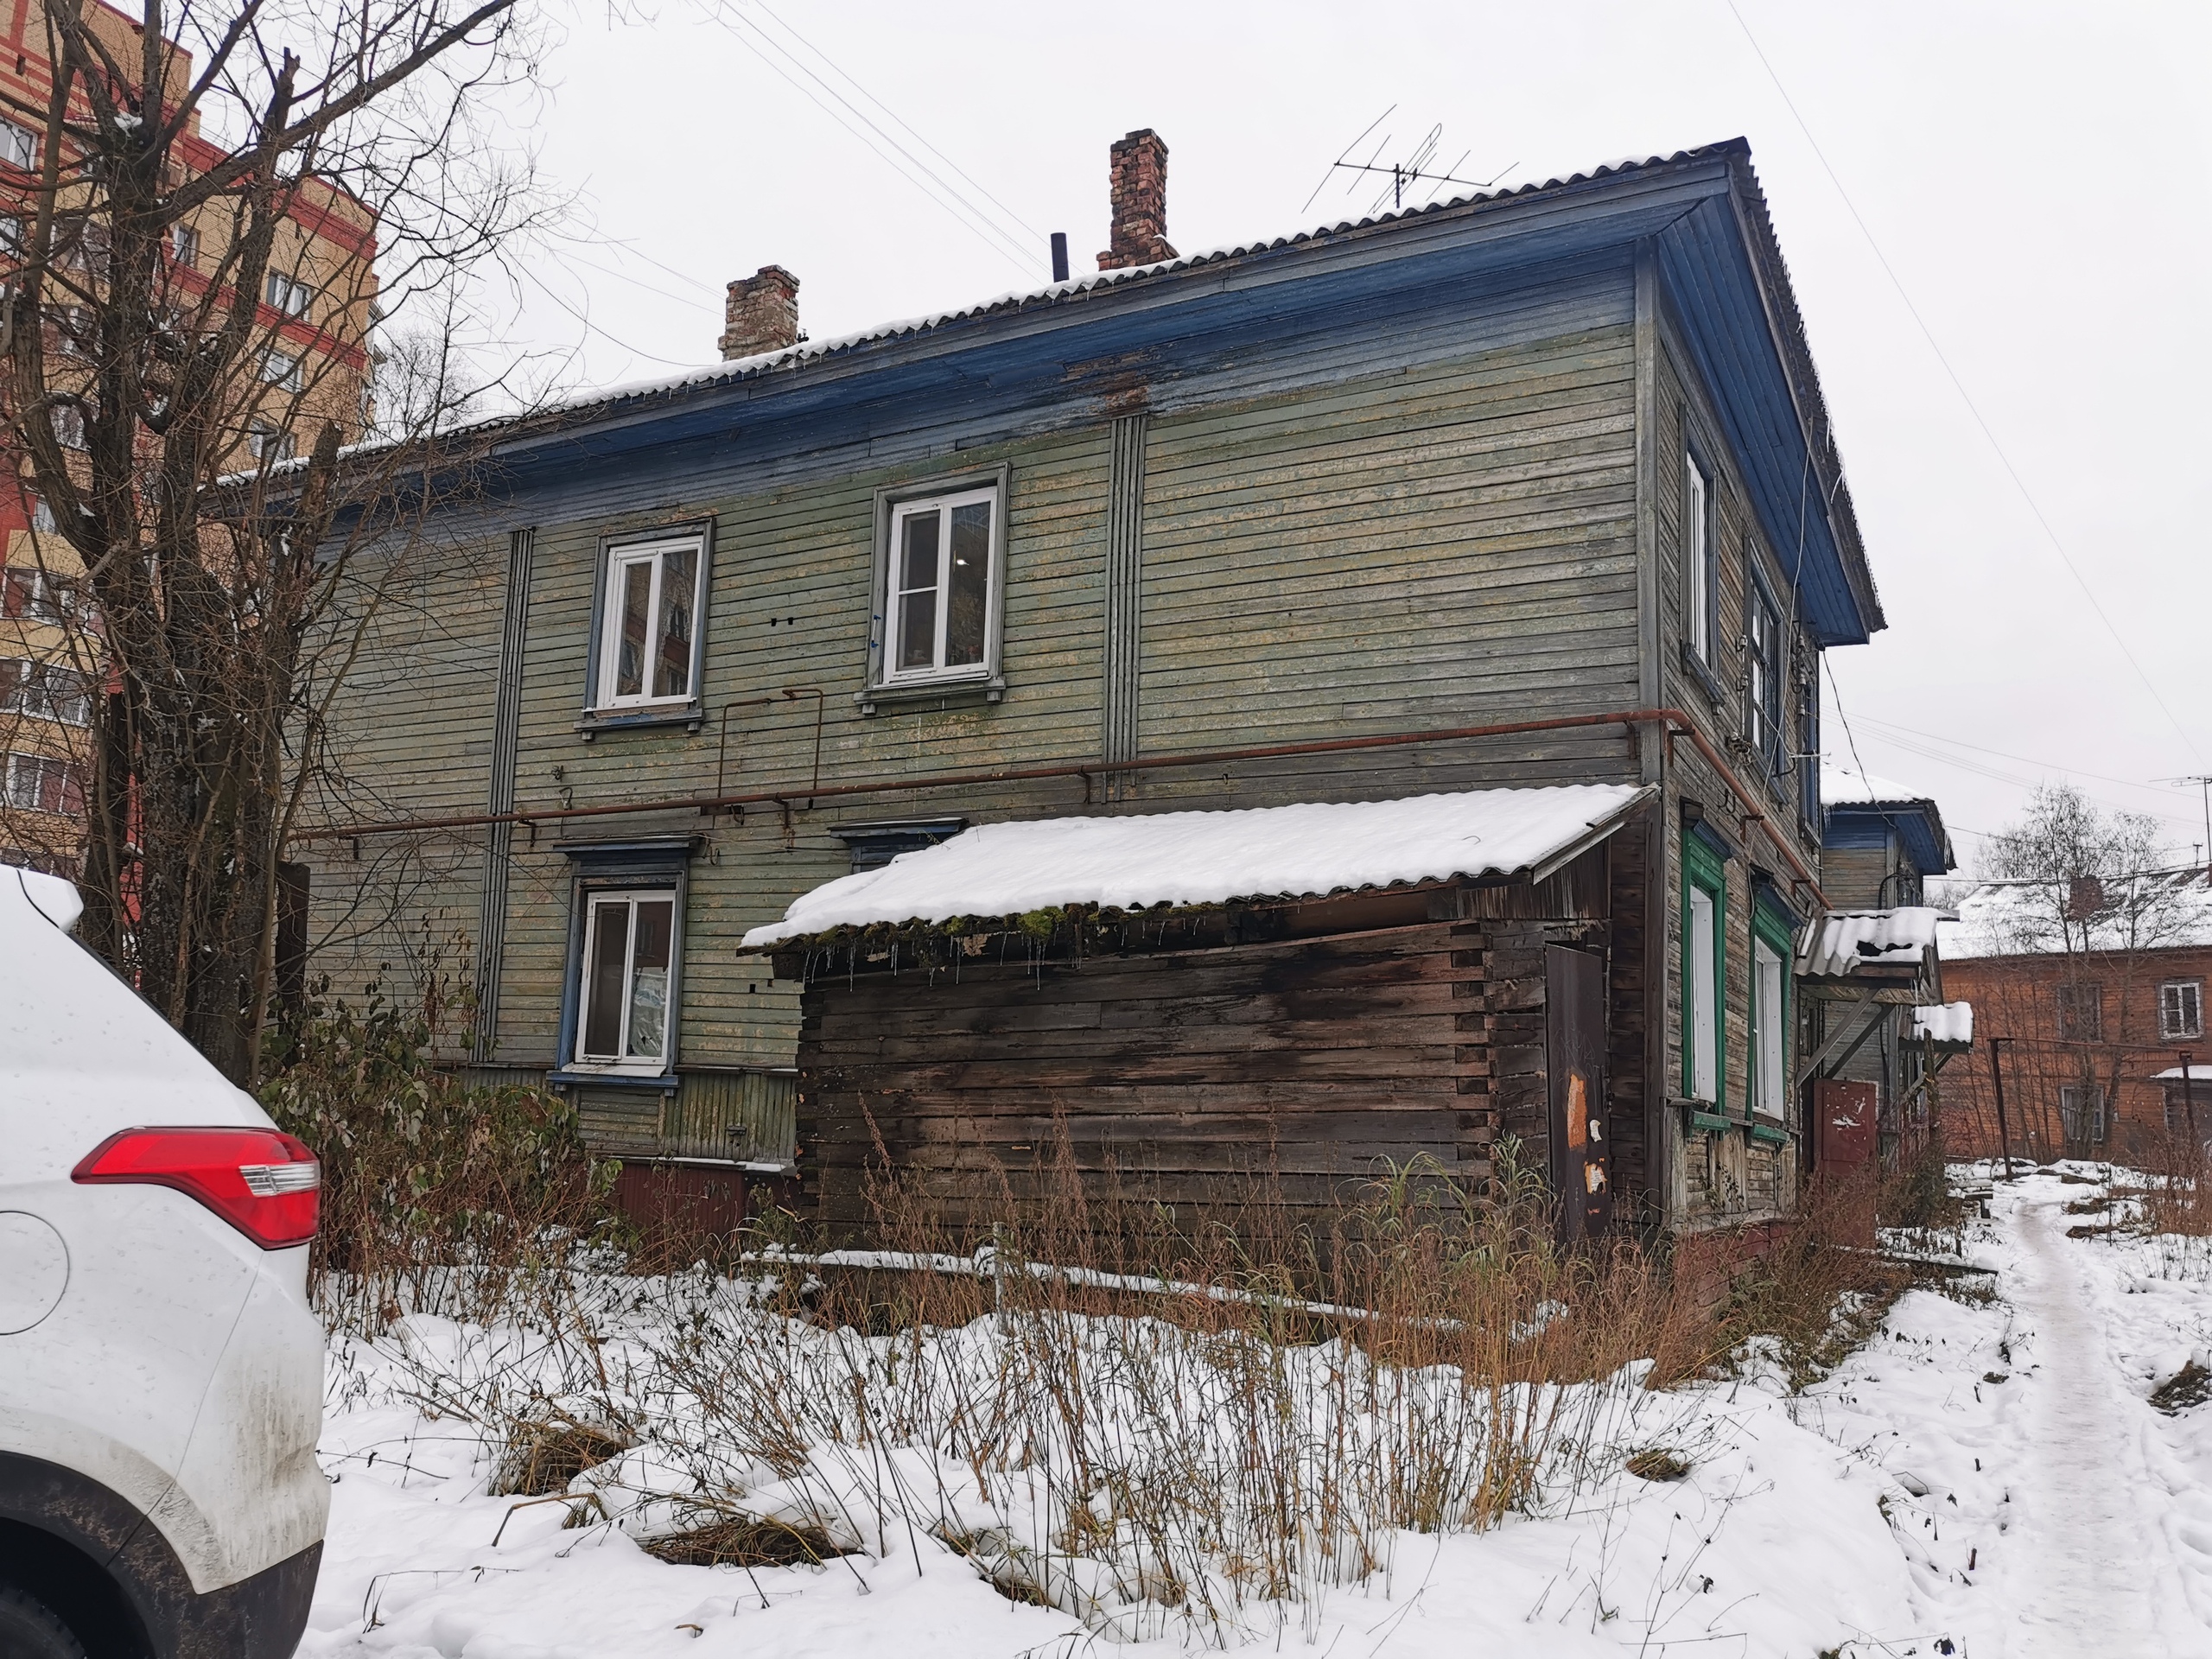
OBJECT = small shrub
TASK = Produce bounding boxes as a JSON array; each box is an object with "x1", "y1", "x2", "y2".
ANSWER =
[
  {"x1": 260, "y1": 977, "x2": 621, "y2": 1330},
  {"x1": 493, "y1": 1414, "x2": 632, "y2": 1497},
  {"x1": 640, "y1": 1516, "x2": 852, "y2": 1567},
  {"x1": 2151, "y1": 1362, "x2": 2212, "y2": 1414},
  {"x1": 1624, "y1": 1448, "x2": 1691, "y2": 1482}
]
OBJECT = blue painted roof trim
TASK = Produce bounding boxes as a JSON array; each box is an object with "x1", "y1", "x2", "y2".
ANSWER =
[
  {"x1": 1825, "y1": 804, "x2": 1953, "y2": 876},
  {"x1": 441, "y1": 145, "x2": 1876, "y2": 647}
]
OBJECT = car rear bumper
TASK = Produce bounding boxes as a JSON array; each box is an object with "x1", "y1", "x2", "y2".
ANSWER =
[
  {"x1": 0, "y1": 1455, "x2": 322, "y2": 1659},
  {"x1": 161, "y1": 1539, "x2": 321, "y2": 1659}
]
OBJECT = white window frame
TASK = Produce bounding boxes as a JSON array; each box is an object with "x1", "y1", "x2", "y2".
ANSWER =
[
  {"x1": 1684, "y1": 449, "x2": 1714, "y2": 664},
  {"x1": 571, "y1": 887, "x2": 679, "y2": 1073},
  {"x1": 1751, "y1": 934, "x2": 1786, "y2": 1119},
  {"x1": 261, "y1": 349, "x2": 302, "y2": 391},
  {"x1": 169, "y1": 223, "x2": 200, "y2": 270},
  {"x1": 881, "y1": 484, "x2": 1003, "y2": 685},
  {"x1": 0, "y1": 117, "x2": 37, "y2": 172},
  {"x1": 4, "y1": 568, "x2": 78, "y2": 624},
  {"x1": 264, "y1": 270, "x2": 312, "y2": 317},
  {"x1": 2, "y1": 658, "x2": 92, "y2": 726},
  {"x1": 1688, "y1": 882, "x2": 1719, "y2": 1104},
  {"x1": 591, "y1": 533, "x2": 707, "y2": 713},
  {"x1": 246, "y1": 423, "x2": 296, "y2": 463},
  {"x1": 4, "y1": 752, "x2": 79, "y2": 814},
  {"x1": 864, "y1": 468, "x2": 1010, "y2": 708},
  {"x1": 2160, "y1": 979, "x2": 2203, "y2": 1042}
]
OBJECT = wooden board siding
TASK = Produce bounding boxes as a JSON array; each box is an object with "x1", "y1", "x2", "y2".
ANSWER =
[
  {"x1": 302, "y1": 264, "x2": 1650, "y2": 1098},
  {"x1": 302, "y1": 540, "x2": 509, "y2": 1040},
  {"x1": 794, "y1": 904, "x2": 1618, "y2": 1239},
  {"x1": 1645, "y1": 319, "x2": 1815, "y2": 1229}
]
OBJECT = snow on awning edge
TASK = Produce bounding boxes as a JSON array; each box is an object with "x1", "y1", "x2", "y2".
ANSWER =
[{"x1": 738, "y1": 784, "x2": 1658, "y2": 954}]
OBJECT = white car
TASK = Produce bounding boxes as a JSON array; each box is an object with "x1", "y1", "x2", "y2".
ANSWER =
[{"x1": 0, "y1": 866, "x2": 327, "y2": 1658}]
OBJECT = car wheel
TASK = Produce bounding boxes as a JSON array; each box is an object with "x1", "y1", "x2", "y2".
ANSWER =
[{"x1": 0, "y1": 1582, "x2": 90, "y2": 1659}]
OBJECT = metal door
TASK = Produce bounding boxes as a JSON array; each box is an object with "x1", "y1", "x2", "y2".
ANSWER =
[{"x1": 1546, "y1": 944, "x2": 1612, "y2": 1241}]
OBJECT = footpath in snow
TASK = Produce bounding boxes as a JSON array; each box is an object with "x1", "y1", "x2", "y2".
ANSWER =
[{"x1": 300, "y1": 1167, "x2": 2212, "y2": 1659}]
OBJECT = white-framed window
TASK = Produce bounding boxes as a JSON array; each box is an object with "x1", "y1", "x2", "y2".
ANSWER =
[
  {"x1": 169, "y1": 223, "x2": 200, "y2": 270},
  {"x1": 0, "y1": 117, "x2": 38, "y2": 172},
  {"x1": 1686, "y1": 878, "x2": 1720, "y2": 1103},
  {"x1": 1751, "y1": 933, "x2": 1786, "y2": 1118},
  {"x1": 3, "y1": 568, "x2": 79, "y2": 624},
  {"x1": 593, "y1": 535, "x2": 703, "y2": 709},
  {"x1": 2161, "y1": 979, "x2": 2204, "y2": 1041},
  {"x1": 4, "y1": 752, "x2": 81, "y2": 815},
  {"x1": 878, "y1": 480, "x2": 1003, "y2": 686},
  {"x1": 0, "y1": 214, "x2": 21, "y2": 254},
  {"x1": 261, "y1": 349, "x2": 302, "y2": 391},
  {"x1": 1684, "y1": 448, "x2": 1714, "y2": 664},
  {"x1": 2059, "y1": 1083, "x2": 2107, "y2": 1145},
  {"x1": 1, "y1": 658, "x2": 92, "y2": 725},
  {"x1": 27, "y1": 494, "x2": 55, "y2": 533},
  {"x1": 247, "y1": 423, "x2": 296, "y2": 463},
  {"x1": 574, "y1": 889, "x2": 677, "y2": 1070},
  {"x1": 264, "y1": 270, "x2": 312, "y2": 317}
]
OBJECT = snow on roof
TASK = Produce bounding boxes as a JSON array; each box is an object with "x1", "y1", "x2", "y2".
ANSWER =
[
  {"x1": 1910, "y1": 1001, "x2": 1973, "y2": 1046},
  {"x1": 1797, "y1": 906, "x2": 1944, "y2": 979},
  {"x1": 741, "y1": 784, "x2": 1652, "y2": 950},
  {"x1": 2154, "y1": 1065, "x2": 2212, "y2": 1083},
  {"x1": 1936, "y1": 868, "x2": 2212, "y2": 961},
  {"x1": 1821, "y1": 764, "x2": 1935, "y2": 807}
]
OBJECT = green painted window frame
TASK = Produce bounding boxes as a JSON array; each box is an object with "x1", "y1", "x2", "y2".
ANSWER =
[
  {"x1": 1681, "y1": 832, "x2": 1726, "y2": 1112},
  {"x1": 1749, "y1": 897, "x2": 1796, "y2": 1125}
]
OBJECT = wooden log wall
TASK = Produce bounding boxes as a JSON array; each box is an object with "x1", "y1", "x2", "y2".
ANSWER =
[{"x1": 792, "y1": 855, "x2": 1635, "y2": 1242}]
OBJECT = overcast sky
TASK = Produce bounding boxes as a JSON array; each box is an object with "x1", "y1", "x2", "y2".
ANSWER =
[{"x1": 486, "y1": 0, "x2": 2212, "y2": 872}]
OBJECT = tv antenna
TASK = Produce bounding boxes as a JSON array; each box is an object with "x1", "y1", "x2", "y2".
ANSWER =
[
  {"x1": 1303, "y1": 106, "x2": 1516, "y2": 216},
  {"x1": 2160, "y1": 774, "x2": 2212, "y2": 881}
]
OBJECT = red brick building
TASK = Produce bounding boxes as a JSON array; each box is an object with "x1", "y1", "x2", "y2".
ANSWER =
[{"x1": 1935, "y1": 870, "x2": 2212, "y2": 1162}]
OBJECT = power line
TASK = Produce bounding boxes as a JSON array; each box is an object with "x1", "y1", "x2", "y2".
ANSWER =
[
  {"x1": 1725, "y1": 0, "x2": 2204, "y2": 768},
  {"x1": 746, "y1": 0, "x2": 1046, "y2": 247},
  {"x1": 715, "y1": 8, "x2": 1039, "y2": 277}
]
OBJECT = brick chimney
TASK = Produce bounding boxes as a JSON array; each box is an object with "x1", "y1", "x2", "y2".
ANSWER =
[
  {"x1": 720, "y1": 265, "x2": 800, "y2": 360},
  {"x1": 1097, "y1": 130, "x2": 1176, "y2": 271}
]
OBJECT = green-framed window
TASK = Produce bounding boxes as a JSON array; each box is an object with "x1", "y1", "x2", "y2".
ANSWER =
[
  {"x1": 1750, "y1": 897, "x2": 1796, "y2": 1122},
  {"x1": 1681, "y1": 833, "x2": 1726, "y2": 1108}
]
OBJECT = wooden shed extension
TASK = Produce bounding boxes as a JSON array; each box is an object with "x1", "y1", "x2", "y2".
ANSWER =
[{"x1": 745, "y1": 785, "x2": 1657, "y2": 1243}]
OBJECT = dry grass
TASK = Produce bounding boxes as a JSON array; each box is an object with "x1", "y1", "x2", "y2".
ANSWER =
[
  {"x1": 491, "y1": 1413, "x2": 633, "y2": 1497},
  {"x1": 639, "y1": 1516, "x2": 854, "y2": 1567},
  {"x1": 321, "y1": 1135, "x2": 1915, "y2": 1644}
]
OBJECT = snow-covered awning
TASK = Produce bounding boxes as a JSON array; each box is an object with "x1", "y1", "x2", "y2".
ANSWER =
[
  {"x1": 1910, "y1": 1001, "x2": 1973, "y2": 1048},
  {"x1": 741, "y1": 784, "x2": 1654, "y2": 949},
  {"x1": 2154, "y1": 1066, "x2": 2212, "y2": 1084},
  {"x1": 1796, "y1": 906, "x2": 1944, "y2": 980}
]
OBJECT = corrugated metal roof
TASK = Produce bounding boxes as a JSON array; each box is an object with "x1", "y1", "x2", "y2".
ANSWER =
[
  {"x1": 741, "y1": 784, "x2": 1651, "y2": 949},
  {"x1": 1797, "y1": 906, "x2": 1944, "y2": 978}
]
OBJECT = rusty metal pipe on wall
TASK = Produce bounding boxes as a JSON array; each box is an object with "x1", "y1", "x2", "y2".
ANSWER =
[{"x1": 289, "y1": 706, "x2": 1829, "y2": 909}]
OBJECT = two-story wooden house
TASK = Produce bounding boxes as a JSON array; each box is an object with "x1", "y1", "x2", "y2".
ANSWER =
[{"x1": 296, "y1": 135, "x2": 1885, "y2": 1237}]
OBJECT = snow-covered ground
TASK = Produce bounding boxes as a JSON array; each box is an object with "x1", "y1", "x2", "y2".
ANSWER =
[{"x1": 300, "y1": 1169, "x2": 2212, "y2": 1658}]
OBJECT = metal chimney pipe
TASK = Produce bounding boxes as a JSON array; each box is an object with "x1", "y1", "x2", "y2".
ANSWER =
[{"x1": 1050, "y1": 232, "x2": 1069, "y2": 283}]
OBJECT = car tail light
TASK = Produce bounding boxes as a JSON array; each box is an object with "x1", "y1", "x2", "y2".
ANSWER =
[{"x1": 73, "y1": 1128, "x2": 320, "y2": 1249}]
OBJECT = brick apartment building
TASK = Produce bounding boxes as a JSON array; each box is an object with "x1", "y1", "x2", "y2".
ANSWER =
[
  {"x1": 0, "y1": 0, "x2": 378, "y2": 875},
  {"x1": 1936, "y1": 869, "x2": 2212, "y2": 1162}
]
